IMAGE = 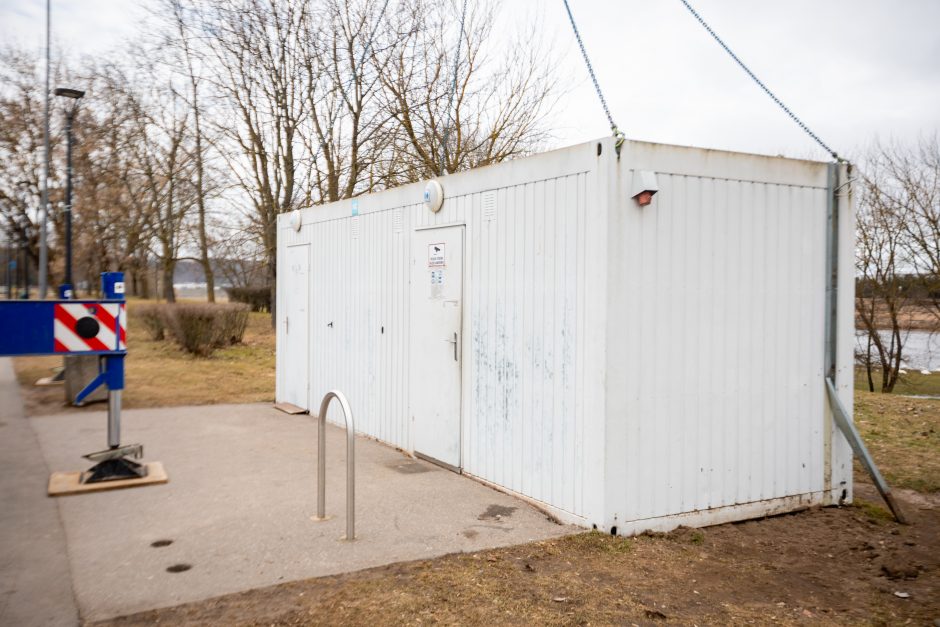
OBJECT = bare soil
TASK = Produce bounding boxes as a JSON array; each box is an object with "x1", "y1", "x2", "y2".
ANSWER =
[{"x1": 93, "y1": 481, "x2": 938, "y2": 627}]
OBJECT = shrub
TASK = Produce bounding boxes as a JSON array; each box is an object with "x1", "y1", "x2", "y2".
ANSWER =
[
  {"x1": 226, "y1": 286, "x2": 271, "y2": 313},
  {"x1": 216, "y1": 303, "x2": 250, "y2": 345},
  {"x1": 163, "y1": 303, "x2": 250, "y2": 356},
  {"x1": 134, "y1": 303, "x2": 168, "y2": 341}
]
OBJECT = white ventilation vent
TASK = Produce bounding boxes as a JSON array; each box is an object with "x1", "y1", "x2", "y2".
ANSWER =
[
  {"x1": 351, "y1": 216, "x2": 360, "y2": 239},
  {"x1": 393, "y1": 208, "x2": 403, "y2": 233},
  {"x1": 482, "y1": 190, "x2": 497, "y2": 221}
]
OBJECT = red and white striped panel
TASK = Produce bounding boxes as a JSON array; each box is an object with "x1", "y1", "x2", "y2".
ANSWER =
[{"x1": 53, "y1": 303, "x2": 127, "y2": 353}]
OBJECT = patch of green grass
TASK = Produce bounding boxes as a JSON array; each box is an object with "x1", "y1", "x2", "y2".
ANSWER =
[
  {"x1": 854, "y1": 391, "x2": 940, "y2": 493},
  {"x1": 855, "y1": 367, "x2": 940, "y2": 396},
  {"x1": 852, "y1": 498, "x2": 894, "y2": 523}
]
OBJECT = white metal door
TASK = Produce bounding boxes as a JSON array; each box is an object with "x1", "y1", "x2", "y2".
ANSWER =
[
  {"x1": 284, "y1": 244, "x2": 310, "y2": 408},
  {"x1": 410, "y1": 226, "x2": 463, "y2": 469}
]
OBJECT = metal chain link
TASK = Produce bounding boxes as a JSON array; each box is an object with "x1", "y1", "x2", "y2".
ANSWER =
[
  {"x1": 678, "y1": 0, "x2": 840, "y2": 161},
  {"x1": 440, "y1": 0, "x2": 469, "y2": 174},
  {"x1": 562, "y1": 0, "x2": 624, "y2": 147}
]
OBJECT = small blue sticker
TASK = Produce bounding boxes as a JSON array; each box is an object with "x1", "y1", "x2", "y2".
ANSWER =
[{"x1": 351, "y1": 200, "x2": 359, "y2": 216}]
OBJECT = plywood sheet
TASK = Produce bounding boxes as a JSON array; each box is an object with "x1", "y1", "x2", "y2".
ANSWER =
[
  {"x1": 274, "y1": 402, "x2": 308, "y2": 415},
  {"x1": 48, "y1": 462, "x2": 168, "y2": 496}
]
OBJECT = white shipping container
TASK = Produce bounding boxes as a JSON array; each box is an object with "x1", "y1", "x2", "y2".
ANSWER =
[{"x1": 276, "y1": 137, "x2": 855, "y2": 534}]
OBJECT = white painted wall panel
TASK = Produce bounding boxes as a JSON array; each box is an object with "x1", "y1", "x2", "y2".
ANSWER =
[
  {"x1": 605, "y1": 142, "x2": 834, "y2": 530},
  {"x1": 462, "y1": 172, "x2": 590, "y2": 516},
  {"x1": 277, "y1": 141, "x2": 610, "y2": 522}
]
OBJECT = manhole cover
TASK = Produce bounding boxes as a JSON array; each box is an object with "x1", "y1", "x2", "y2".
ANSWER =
[
  {"x1": 151, "y1": 539, "x2": 173, "y2": 548},
  {"x1": 166, "y1": 563, "x2": 192, "y2": 573}
]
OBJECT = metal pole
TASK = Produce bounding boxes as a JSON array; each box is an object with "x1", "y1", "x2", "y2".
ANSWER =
[
  {"x1": 108, "y1": 389, "x2": 121, "y2": 449},
  {"x1": 18, "y1": 241, "x2": 24, "y2": 298},
  {"x1": 823, "y1": 162, "x2": 906, "y2": 524},
  {"x1": 6, "y1": 235, "x2": 12, "y2": 299},
  {"x1": 64, "y1": 109, "x2": 73, "y2": 290},
  {"x1": 314, "y1": 390, "x2": 356, "y2": 540},
  {"x1": 317, "y1": 396, "x2": 326, "y2": 520},
  {"x1": 39, "y1": 0, "x2": 50, "y2": 299},
  {"x1": 23, "y1": 234, "x2": 29, "y2": 299}
]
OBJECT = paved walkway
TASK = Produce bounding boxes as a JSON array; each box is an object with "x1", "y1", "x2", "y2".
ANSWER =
[
  {"x1": 2, "y1": 358, "x2": 572, "y2": 623},
  {"x1": 0, "y1": 358, "x2": 79, "y2": 627}
]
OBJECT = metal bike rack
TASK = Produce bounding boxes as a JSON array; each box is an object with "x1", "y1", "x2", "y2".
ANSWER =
[{"x1": 313, "y1": 390, "x2": 356, "y2": 540}]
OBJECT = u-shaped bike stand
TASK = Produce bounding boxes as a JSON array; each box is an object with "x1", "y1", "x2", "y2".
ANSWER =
[{"x1": 312, "y1": 390, "x2": 356, "y2": 540}]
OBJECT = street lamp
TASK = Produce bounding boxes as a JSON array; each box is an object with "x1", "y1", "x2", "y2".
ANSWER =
[{"x1": 54, "y1": 87, "x2": 84, "y2": 299}]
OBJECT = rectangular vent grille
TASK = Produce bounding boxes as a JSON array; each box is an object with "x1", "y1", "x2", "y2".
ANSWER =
[
  {"x1": 393, "y1": 208, "x2": 403, "y2": 233},
  {"x1": 482, "y1": 190, "x2": 497, "y2": 221},
  {"x1": 351, "y1": 216, "x2": 360, "y2": 239}
]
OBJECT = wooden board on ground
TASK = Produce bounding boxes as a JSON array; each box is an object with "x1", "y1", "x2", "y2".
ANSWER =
[
  {"x1": 274, "y1": 402, "x2": 308, "y2": 415},
  {"x1": 48, "y1": 462, "x2": 168, "y2": 496}
]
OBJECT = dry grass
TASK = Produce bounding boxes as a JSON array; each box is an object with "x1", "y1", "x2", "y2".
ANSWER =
[
  {"x1": 13, "y1": 299, "x2": 275, "y2": 413},
  {"x1": 856, "y1": 299, "x2": 940, "y2": 332},
  {"x1": 97, "y1": 500, "x2": 940, "y2": 627},
  {"x1": 854, "y1": 391, "x2": 940, "y2": 493}
]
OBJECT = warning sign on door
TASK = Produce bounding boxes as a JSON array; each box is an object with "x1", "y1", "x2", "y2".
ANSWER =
[{"x1": 428, "y1": 243, "x2": 445, "y2": 267}]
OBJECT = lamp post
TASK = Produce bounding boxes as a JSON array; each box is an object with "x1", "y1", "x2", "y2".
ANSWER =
[{"x1": 54, "y1": 87, "x2": 84, "y2": 299}]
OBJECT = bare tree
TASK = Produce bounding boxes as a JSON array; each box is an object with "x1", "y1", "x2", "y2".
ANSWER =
[
  {"x1": 855, "y1": 137, "x2": 940, "y2": 392},
  {"x1": 159, "y1": 0, "x2": 218, "y2": 301},
  {"x1": 300, "y1": 0, "x2": 399, "y2": 204},
  {"x1": 119, "y1": 74, "x2": 194, "y2": 303},
  {"x1": 199, "y1": 0, "x2": 309, "y2": 322},
  {"x1": 893, "y1": 136, "x2": 940, "y2": 316},
  {"x1": 856, "y1": 145, "x2": 914, "y2": 393},
  {"x1": 0, "y1": 47, "x2": 63, "y2": 284},
  {"x1": 378, "y1": 0, "x2": 557, "y2": 180}
]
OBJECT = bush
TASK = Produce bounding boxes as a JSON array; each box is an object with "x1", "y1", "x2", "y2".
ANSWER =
[
  {"x1": 163, "y1": 303, "x2": 250, "y2": 356},
  {"x1": 226, "y1": 286, "x2": 271, "y2": 313},
  {"x1": 134, "y1": 303, "x2": 168, "y2": 341}
]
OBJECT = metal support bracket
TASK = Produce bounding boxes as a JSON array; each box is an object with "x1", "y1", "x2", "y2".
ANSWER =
[
  {"x1": 823, "y1": 162, "x2": 905, "y2": 524},
  {"x1": 75, "y1": 366, "x2": 106, "y2": 405},
  {"x1": 826, "y1": 379, "x2": 906, "y2": 523}
]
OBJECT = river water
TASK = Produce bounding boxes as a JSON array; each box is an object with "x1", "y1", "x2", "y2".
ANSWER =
[{"x1": 856, "y1": 329, "x2": 940, "y2": 372}]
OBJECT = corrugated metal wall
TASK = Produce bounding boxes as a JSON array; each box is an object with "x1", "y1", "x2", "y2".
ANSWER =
[
  {"x1": 605, "y1": 144, "x2": 834, "y2": 527},
  {"x1": 277, "y1": 142, "x2": 609, "y2": 522},
  {"x1": 461, "y1": 173, "x2": 592, "y2": 517}
]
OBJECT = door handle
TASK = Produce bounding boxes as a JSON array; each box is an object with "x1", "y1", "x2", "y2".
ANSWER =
[{"x1": 444, "y1": 332, "x2": 458, "y2": 361}]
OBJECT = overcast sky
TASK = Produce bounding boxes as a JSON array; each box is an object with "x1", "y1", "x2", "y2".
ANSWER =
[{"x1": 2, "y1": 0, "x2": 938, "y2": 162}]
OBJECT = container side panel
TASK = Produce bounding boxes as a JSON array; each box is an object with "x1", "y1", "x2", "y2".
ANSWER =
[
  {"x1": 608, "y1": 146, "x2": 829, "y2": 526},
  {"x1": 463, "y1": 172, "x2": 590, "y2": 517},
  {"x1": 306, "y1": 206, "x2": 414, "y2": 450}
]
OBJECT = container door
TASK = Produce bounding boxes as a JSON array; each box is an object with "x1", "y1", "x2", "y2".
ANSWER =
[
  {"x1": 410, "y1": 226, "x2": 463, "y2": 469},
  {"x1": 284, "y1": 244, "x2": 310, "y2": 409}
]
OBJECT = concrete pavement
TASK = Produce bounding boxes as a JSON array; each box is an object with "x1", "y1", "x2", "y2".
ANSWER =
[
  {"x1": 0, "y1": 358, "x2": 79, "y2": 627},
  {"x1": 3, "y1": 358, "x2": 573, "y2": 623}
]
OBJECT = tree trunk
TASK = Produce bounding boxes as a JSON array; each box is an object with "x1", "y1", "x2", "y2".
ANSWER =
[
  {"x1": 267, "y1": 249, "x2": 276, "y2": 329},
  {"x1": 163, "y1": 259, "x2": 176, "y2": 303},
  {"x1": 192, "y1": 83, "x2": 215, "y2": 303}
]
